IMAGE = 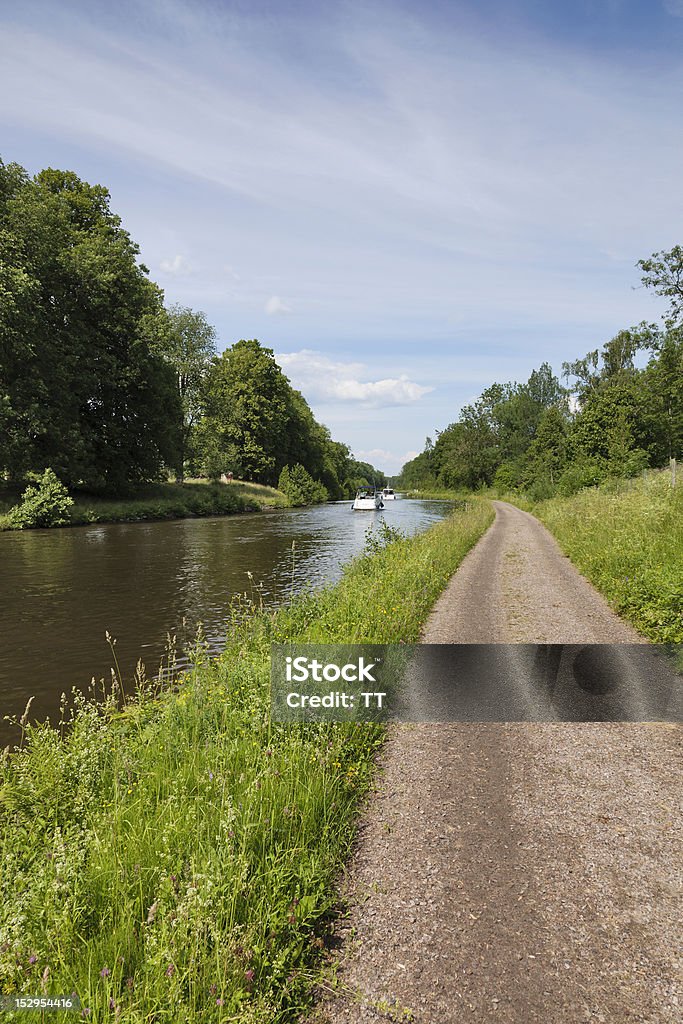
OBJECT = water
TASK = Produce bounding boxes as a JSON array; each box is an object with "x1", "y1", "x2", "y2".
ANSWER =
[{"x1": 0, "y1": 499, "x2": 452, "y2": 736}]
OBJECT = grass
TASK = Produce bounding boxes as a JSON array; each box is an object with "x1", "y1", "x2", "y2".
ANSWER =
[
  {"x1": 0, "y1": 500, "x2": 494, "y2": 1023},
  {"x1": 532, "y1": 472, "x2": 683, "y2": 643},
  {"x1": 402, "y1": 487, "x2": 471, "y2": 501},
  {"x1": 0, "y1": 480, "x2": 288, "y2": 531}
]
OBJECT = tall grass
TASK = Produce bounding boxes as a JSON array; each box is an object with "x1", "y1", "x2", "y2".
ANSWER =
[
  {"x1": 535, "y1": 472, "x2": 683, "y2": 643},
  {"x1": 0, "y1": 501, "x2": 493, "y2": 1022}
]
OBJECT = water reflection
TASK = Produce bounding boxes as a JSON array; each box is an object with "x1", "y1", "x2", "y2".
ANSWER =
[{"x1": 0, "y1": 500, "x2": 451, "y2": 735}]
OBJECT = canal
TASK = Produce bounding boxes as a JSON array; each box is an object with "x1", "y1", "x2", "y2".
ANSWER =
[{"x1": 0, "y1": 498, "x2": 452, "y2": 738}]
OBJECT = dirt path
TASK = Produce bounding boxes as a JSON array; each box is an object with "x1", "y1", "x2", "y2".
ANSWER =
[{"x1": 314, "y1": 502, "x2": 682, "y2": 1023}]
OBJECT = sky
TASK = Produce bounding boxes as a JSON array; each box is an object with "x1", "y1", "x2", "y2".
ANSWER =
[{"x1": 1, "y1": 0, "x2": 683, "y2": 473}]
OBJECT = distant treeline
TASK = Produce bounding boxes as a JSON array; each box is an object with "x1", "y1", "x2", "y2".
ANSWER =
[
  {"x1": 399, "y1": 247, "x2": 683, "y2": 499},
  {"x1": 0, "y1": 158, "x2": 385, "y2": 501}
]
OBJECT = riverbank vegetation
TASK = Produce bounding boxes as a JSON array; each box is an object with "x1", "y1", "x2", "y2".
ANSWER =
[
  {"x1": 399, "y1": 246, "x2": 682, "y2": 503},
  {"x1": 0, "y1": 500, "x2": 493, "y2": 1023},
  {"x1": 0, "y1": 157, "x2": 384, "y2": 507},
  {"x1": 0, "y1": 479, "x2": 287, "y2": 531}
]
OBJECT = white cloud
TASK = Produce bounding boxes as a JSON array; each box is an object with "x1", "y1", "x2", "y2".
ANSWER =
[
  {"x1": 159, "y1": 254, "x2": 192, "y2": 275},
  {"x1": 276, "y1": 350, "x2": 433, "y2": 407},
  {"x1": 265, "y1": 295, "x2": 292, "y2": 315},
  {"x1": 663, "y1": 1, "x2": 683, "y2": 16}
]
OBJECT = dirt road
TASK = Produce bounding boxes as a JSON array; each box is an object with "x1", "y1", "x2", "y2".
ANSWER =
[{"x1": 315, "y1": 502, "x2": 682, "y2": 1023}]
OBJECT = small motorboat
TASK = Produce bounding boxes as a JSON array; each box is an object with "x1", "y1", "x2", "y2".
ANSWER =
[
  {"x1": 381, "y1": 487, "x2": 397, "y2": 500},
  {"x1": 352, "y1": 488, "x2": 384, "y2": 511}
]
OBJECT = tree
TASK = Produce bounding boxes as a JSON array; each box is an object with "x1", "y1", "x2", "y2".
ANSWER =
[
  {"x1": 201, "y1": 339, "x2": 292, "y2": 483},
  {"x1": 0, "y1": 159, "x2": 182, "y2": 490},
  {"x1": 145, "y1": 304, "x2": 217, "y2": 482},
  {"x1": 638, "y1": 245, "x2": 683, "y2": 327}
]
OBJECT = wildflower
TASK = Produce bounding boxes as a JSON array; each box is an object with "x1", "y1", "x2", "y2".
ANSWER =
[
  {"x1": 244, "y1": 969, "x2": 255, "y2": 983},
  {"x1": 126, "y1": 978, "x2": 134, "y2": 990},
  {"x1": 165, "y1": 964, "x2": 175, "y2": 978},
  {"x1": 209, "y1": 984, "x2": 217, "y2": 995},
  {"x1": 216, "y1": 998, "x2": 224, "y2": 1006},
  {"x1": 28, "y1": 955, "x2": 37, "y2": 965},
  {"x1": 81, "y1": 1009, "x2": 91, "y2": 1018},
  {"x1": 109, "y1": 998, "x2": 116, "y2": 1010},
  {"x1": 208, "y1": 771, "x2": 214, "y2": 780},
  {"x1": 146, "y1": 902, "x2": 158, "y2": 924},
  {"x1": 100, "y1": 967, "x2": 110, "y2": 978}
]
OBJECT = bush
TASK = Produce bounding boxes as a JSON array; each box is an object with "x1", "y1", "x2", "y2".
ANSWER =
[
  {"x1": 8, "y1": 468, "x2": 74, "y2": 528},
  {"x1": 278, "y1": 464, "x2": 328, "y2": 506},
  {"x1": 557, "y1": 458, "x2": 605, "y2": 497}
]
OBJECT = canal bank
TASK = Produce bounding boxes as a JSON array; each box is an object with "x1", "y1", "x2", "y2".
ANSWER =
[
  {"x1": 0, "y1": 498, "x2": 459, "y2": 737},
  {"x1": 0, "y1": 498, "x2": 493, "y2": 1022},
  {"x1": 0, "y1": 479, "x2": 286, "y2": 532}
]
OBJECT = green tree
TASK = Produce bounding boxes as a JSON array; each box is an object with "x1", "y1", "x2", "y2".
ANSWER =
[
  {"x1": 278, "y1": 464, "x2": 328, "y2": 506},
  {"x1": 145, "y1": 304, "x2": 217, "y2": 482},
  {"x1": 8, "y1": 468, "x2": 74, "y2": 528},
  {"x1": 638, "y1": 245, "x2": 683, "y2": 327},
  {"x1": 201, "y1": 339, "x2": 292, "y2": 483},
  {"x1": 0, "y1": 159, "x2": 181, "y2": 490}
]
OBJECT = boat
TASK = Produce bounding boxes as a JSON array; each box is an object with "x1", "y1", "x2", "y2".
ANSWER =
[
  {"x1": 352, "y1": 488, "x2": 384, "y2": 511},
  {"x1": 381, "y1": 487, "x2": 397, "y2": 500}
]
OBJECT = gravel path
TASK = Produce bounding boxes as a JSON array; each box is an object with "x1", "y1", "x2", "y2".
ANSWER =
[{"x1": 313, "y1": 502, "x2": 682, "y2": 1023}]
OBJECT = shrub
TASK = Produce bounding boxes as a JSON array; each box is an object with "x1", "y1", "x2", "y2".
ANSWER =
[
  {"x1": 8, "y1": 468, "x2": 74, "y2": 528},
  {"x1": 278, "y1": 464, "x2": 328, "y2": 506},
  {"x1": 557, "y1": 458, "x2": 605, "y2": 496}
]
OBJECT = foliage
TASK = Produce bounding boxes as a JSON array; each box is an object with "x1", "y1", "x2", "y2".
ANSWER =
[
  {"x1": 145, "y1": 304, "x2": 217, "y2": 482},
  {"x1": 535, "y1": 471, "x2": 682, "y2": 643},
  {"x1": 399, "y1": 253, "x2": 683, "y2": 501},
  {"x1": 195, "y1": 338, "x2": 385, "y2": 496},
  {"x1": 0, "y1": 481, "x2": 288, "y2": 531},
  {"x1": 7, "y1": 468, "x2": 74, "y2": 528},
  {"x1": 637, "y1": 244, "x2": 683, "y2": 328},
  {"x1": 0, "y1": 501, "x2": 493, "y2": 1022},
  {"x1": 0, "y1": 158, "x2": 182, "y2": 491},
  {"x1": 277, "y1": 464, "x2": 328, "y2": 506}
]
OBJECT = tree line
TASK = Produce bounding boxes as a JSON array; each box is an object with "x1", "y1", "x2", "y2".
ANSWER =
[
  {"x1": 399, "y1": 248, "x2": 683, "y2": 499},
  {"x1": 0, "y1": 158, "x2": 385, "y2": 501}
]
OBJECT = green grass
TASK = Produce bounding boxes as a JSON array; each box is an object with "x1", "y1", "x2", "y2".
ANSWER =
[
  {"x1": 0, "y1": 500, "x2": 494, "y2": 1023},
  {"x1": 403, "y1": 487, "x2": 471, "y2": 501},
  {"x1": 0, "y1": 480, "x2": 288, "y2": 531},
  {"x1": 532, "y1": 472, "x2": 683, "y2": 643}
]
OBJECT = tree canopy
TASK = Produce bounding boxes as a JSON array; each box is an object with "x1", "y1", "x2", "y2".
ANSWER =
[
  {"x1": 0, "y1": 158, "x2": 181, "y2": 491},
  {"x1": 399, "y1": 258, "x2": 683, "y2": 499},
  {"x1": 0, "y1": 157, "x2": 384, "y2": 502}
]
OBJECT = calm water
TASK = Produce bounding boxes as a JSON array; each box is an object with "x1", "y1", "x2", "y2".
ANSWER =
[{"x1": 0, "y1": 499, "x2": 451, "y2": 736}]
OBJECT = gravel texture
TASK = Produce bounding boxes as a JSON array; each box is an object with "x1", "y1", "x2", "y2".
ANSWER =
[{"x1": 312, "y1": 502, "x2": 682, "y2": 1023}]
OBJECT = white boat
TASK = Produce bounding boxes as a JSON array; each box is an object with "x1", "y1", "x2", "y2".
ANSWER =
[
  {"x1": 352, "y1": 488, "x2": 384, "y2": 511},
  {"x1": 381, "y1": 487, "x2": 397, "y2": 500}
]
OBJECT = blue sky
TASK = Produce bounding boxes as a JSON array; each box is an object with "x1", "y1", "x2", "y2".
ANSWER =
[{"x1": 2, "y1": 0, "x2": 683, "y2": 472}]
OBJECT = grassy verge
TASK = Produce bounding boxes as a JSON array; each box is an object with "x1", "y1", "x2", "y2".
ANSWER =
[
  {"x1": 0, "y1": 481, "x2": 287, "y2": 531},
  {"x1": 403, "y1": 487, "x2": 470, "y2": 500},
  {"x1": 531, "y1": 473, "x2": 682, "y2": 643},
  {"x1": 0, "y1": 500, "x2": 494, "y2": 1022}
]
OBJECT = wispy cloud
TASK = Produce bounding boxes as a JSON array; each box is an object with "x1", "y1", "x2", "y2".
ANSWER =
[
  {"x1": 1, "y1": 0, "x2": 681, "y2": 464},
  {"x1": 276, "y1": 350, "x2": 432, "y2": 407},
  {"x1": 159, "y1": 254, "x2": 192, "y2": 275},
  {"x1": 265, "y1": 295, "x2": 292, "y2": 315}
]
